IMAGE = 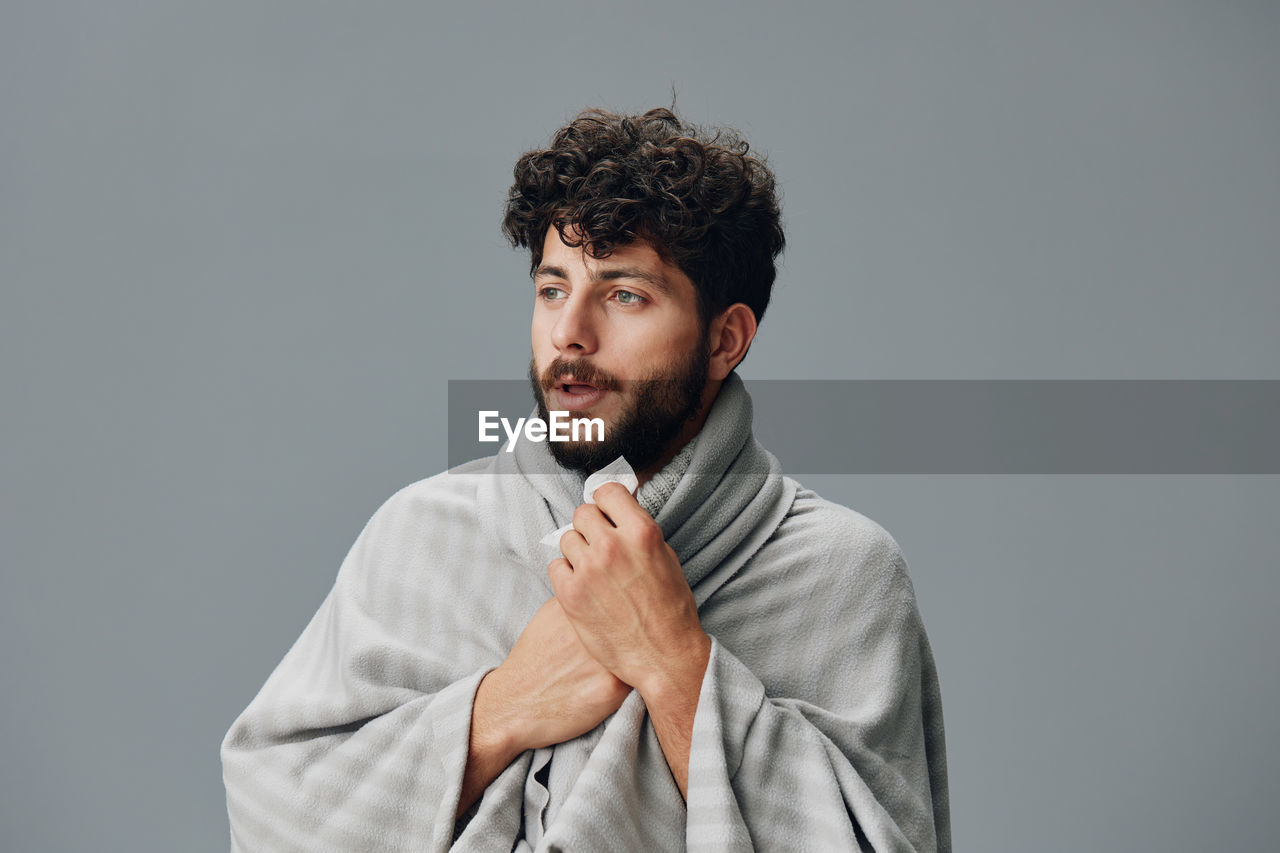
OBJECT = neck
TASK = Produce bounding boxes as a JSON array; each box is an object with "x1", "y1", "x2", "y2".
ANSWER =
[{"x1": 634, "y1": 378, "x2": 723, "y2": 488}]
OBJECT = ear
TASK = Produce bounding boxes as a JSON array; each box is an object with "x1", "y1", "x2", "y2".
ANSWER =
[{"x1": 707, "y1": 303, "x2": 758, "y2": 381}]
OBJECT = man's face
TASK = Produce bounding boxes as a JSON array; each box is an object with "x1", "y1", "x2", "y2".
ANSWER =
[{"x1": 529, "y1": 227, "x2": 710, "y2": 474}]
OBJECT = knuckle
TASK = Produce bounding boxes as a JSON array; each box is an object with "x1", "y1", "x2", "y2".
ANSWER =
[
  {"x1": 572, "y1": 504, "x2": 593, "y2": 527},
  {"x1": 557, "y1": 582, "x2": 582, "y2": 610},
  {"x1": 597, "y1": 481, "x2": 626, "y2": 499},
  {"x1": 547, "y1": 558, "x2": 573, "y2": 590},
  {"x1": 633, "y1": 519, "x2": 664, "y2": 549}
]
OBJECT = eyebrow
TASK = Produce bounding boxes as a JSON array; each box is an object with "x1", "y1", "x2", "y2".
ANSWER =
[{"x1": 533, "y1": 264, "x2": 673, "y2": 296}]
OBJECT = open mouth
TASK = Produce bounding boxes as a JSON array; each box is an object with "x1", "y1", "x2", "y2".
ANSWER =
[{"x1": 552, "y1": 379, "x2": 608, "y2": 410}]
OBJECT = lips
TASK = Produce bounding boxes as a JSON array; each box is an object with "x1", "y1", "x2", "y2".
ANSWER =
[{"x1": 551, "y1": 377, "x2": 609, "y2": 411}]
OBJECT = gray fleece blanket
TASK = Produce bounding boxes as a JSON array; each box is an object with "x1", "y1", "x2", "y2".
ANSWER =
[{"x1": 221, "y1": 374, "x2": 950, "y2": 851}]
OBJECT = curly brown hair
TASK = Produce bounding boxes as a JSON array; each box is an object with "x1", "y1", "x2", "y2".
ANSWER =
[{"x1": 502, "y1": 107, "x2": 785, "y2": 328}]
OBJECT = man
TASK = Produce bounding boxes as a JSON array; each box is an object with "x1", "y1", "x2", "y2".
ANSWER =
[{"x1": 222, "y1": 107, "x2": 950, "y2": 851}]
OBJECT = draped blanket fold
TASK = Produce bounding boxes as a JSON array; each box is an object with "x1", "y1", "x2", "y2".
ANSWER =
[{"x1": 221, "y1": 374, "x2": 950, "y2": 851}]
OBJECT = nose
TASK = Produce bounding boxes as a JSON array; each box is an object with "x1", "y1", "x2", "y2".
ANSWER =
[{"x1": 550, "y1": 292, "x2": 598, "y2": 355}]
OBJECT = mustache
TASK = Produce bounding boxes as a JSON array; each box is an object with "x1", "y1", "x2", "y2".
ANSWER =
[{"x1": 537, "y1": 357, "x2": 621, "y2": 393}]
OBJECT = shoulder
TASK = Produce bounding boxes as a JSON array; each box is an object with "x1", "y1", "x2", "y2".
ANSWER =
[
  {"x1": 747, "y1": 481, "x2": 917, "y2": 609},
  {"x1": 344, "y1": 456, "x2": 494, "y2": 558},
  {"x1": 366, "y1": 457, "x2": 491, "y2": 523},
  {"x1": 703, "y1": 482, "x2": 926, "y2": 698},
  {"x1": 778, "y1": 484, "x2": 905, "y2": 566},
  {"x1": 773, "y1": 484, "x2": 909, "y2": 583},
  {"x1": 326, "y1": 456, "x2": 502, "y2": 606}
]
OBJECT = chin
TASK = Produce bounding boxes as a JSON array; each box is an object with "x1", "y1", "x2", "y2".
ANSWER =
[{"x1": 548, "y1": 441, "x2": 628, "y2": 475}]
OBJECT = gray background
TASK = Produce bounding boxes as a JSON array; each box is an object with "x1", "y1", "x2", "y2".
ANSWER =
[{"x1": 2, "y1": 1, "x2": 1277, "y2": 850}]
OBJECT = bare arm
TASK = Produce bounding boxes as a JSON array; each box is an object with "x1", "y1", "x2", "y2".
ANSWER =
[
  {"x1": 456, "y1": 673, "x2": 521, "y2": 817},
  {"x1": 636, "y1": 633, "x2": 711, "y2": 798},
  {"x1": 455, "y1": 598, "x2": 631, "y2": 817}
]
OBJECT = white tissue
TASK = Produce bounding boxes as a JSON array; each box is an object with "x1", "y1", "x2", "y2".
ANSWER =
[
  {"x1": 539, "y1": 456, "x2": 639, "y2": 549},
  {"x1": 581, "y1": 456, "x2": 640, "y2": 501}
]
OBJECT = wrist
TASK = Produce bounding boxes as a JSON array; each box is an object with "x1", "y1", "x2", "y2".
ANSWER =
[
  {"x1": 458, "y1": 668, "x2": 524, "y2": 818},
  {"x1": 638, "y1": 629, "x2": 712, "y2": 710},
  {"x1": 471, "y1": 668, "x2": 525, "y2": 763}
]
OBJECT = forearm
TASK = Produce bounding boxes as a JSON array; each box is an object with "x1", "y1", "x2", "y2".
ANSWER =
[
  {"x1": 456, "y1": 672, "x2": 522, "y2": 817},
  {"x1": 638, "y1": 631, "x2": 712, "y2": 799}
]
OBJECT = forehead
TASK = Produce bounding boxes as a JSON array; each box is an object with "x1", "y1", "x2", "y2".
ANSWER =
[{"x1": 537, "y1": 228, "x2": 693, "y2": 297}]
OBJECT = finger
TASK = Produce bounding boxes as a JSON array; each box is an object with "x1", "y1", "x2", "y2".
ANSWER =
[
  {"x1": 571, "y1": 502, "x2": 613, "y2": 542},
  {"x1": 547, "y1": 556, "x2": 573, "y2": 594},
  {"x1": 591, "y1": 481, "x2": 652, "y2": 530},
  {"x1": 558, "y1": 527, "x2": 589, "y2": 564}
]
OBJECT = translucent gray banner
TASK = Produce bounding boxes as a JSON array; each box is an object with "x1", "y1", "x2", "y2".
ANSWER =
[{"x1": 447, "y1": 380, "x2": 1280, "y2": 474}]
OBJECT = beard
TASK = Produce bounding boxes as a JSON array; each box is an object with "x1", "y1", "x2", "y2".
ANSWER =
[{"x1": 528, "y1": 337, "x2": 711, "y2": 476}]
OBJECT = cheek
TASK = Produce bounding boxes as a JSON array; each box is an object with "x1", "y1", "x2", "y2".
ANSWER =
[
  {"x1": 649, "y1": 325, "x2": 701, "y2": 358},
  {"x1": 531, "y1": 316, "x2": 552, "y2": 353},
  {"x1": 633, "y1": 313, "x2": 693, "y2": 349}
]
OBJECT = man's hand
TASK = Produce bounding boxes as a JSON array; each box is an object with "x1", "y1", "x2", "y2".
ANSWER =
[
  {"x1": 458, "y1": 598, "x2": 630, "y2": 816},
  {"x1": 548, "y1": 482, "x2": 711, "y2": 797},
  {"x1": 477, "y1": 597, "x2": 632, "y2": 753},
  {"x1": 549, "y1": 482, "x2": 710, "y2": 696}
]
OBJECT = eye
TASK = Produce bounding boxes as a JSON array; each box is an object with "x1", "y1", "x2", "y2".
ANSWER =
[
  {"x1": 538, "y1": 286, "x2": 567, "y2": 301},
  {"x1": 613, "y1": 289, "x2": 646, "y2": 305}
]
